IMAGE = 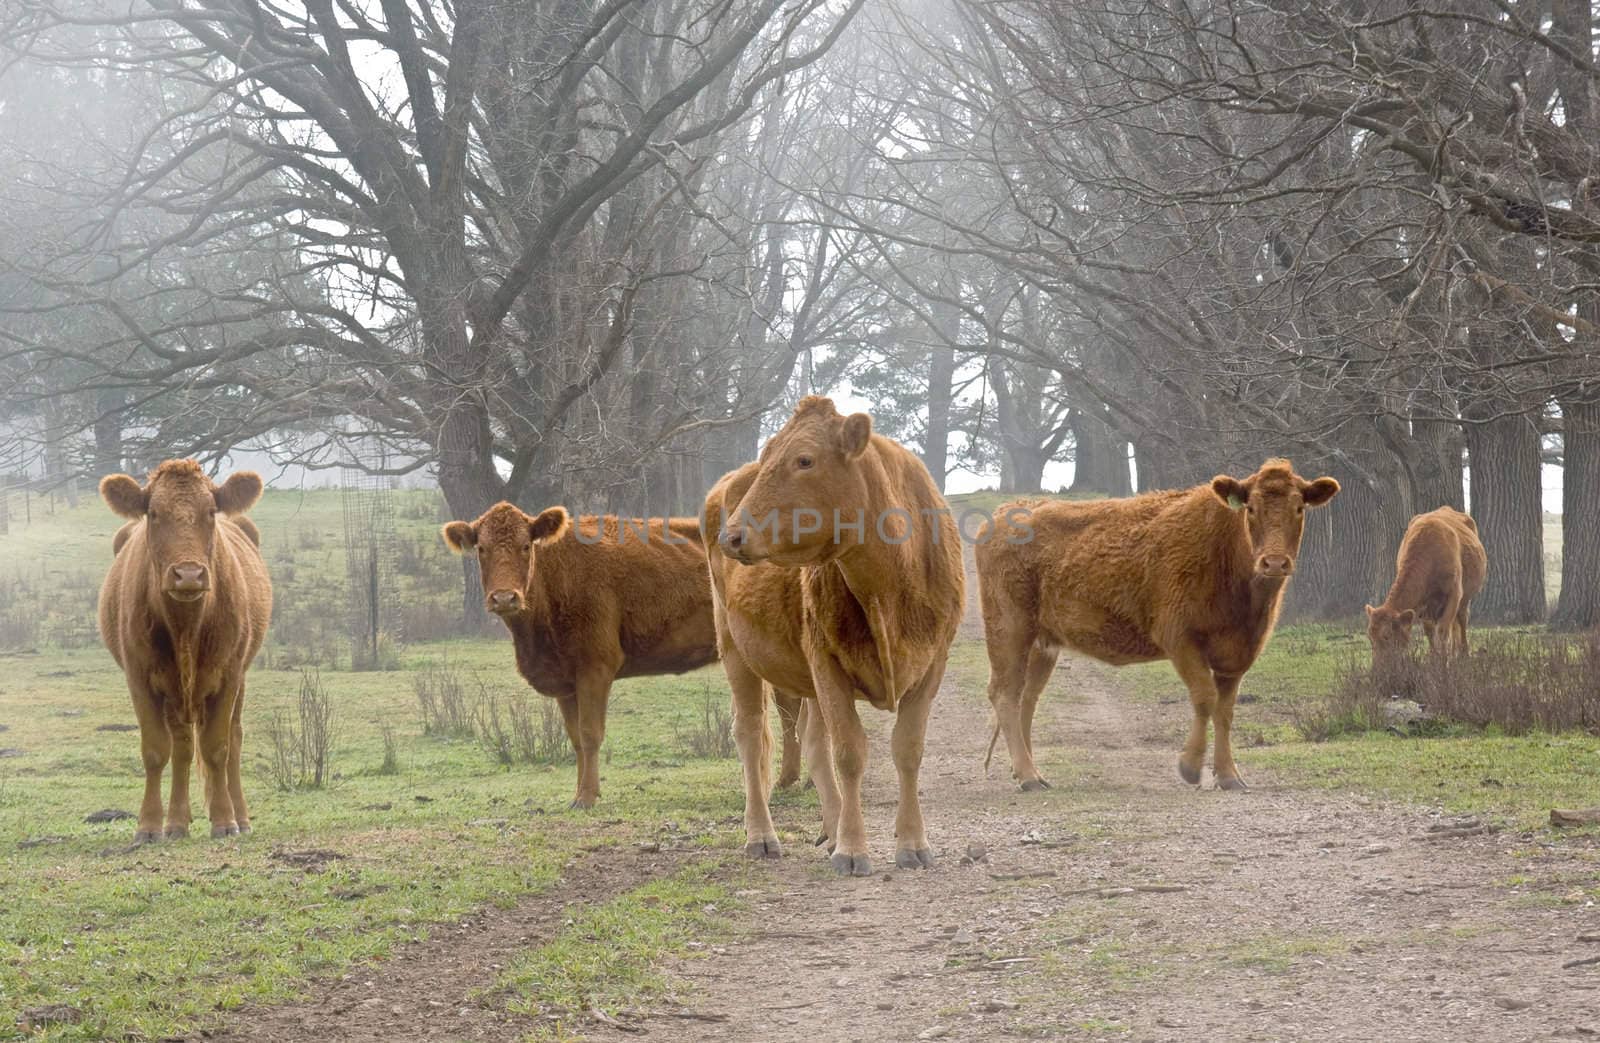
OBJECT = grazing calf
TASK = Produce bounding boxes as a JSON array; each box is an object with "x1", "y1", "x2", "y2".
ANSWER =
[
  {"x1": 706, "y1": 396, "x2": 964, "y2": 876},
  {"x1": 1366, "y1": 506, "x2": 1486, "y2": 669},
  {"x1": 441, "y1": 503, "x2": 802, "y2": 807},
  {"x1": 98, "y1": 461, "x2": 273, "y2": 841},
  {"x1": 977, "y1": 459, "x2": 1338, "y2": 791}
]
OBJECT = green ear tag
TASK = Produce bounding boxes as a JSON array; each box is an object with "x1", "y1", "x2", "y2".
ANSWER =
[{"x1": 1227, "y1": 494, "x2": 1244, "y2": 511}]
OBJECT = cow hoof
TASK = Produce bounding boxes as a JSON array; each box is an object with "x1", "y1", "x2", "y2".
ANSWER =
[
  {"x1": 1177, "y1": 758, "x2": 1202, "y2": 785},
  {"x1": 895, "y1": 847, "x2": 936, "y2": 870},
  {"x1": 163, "y1": 826, "x2": 189, "y2": 840},
  {"x1": 569, "y1": 798, "x2": 595, "y2": 811},
  {"x1": 133, "y1": 830, "x2": 161, "y2": 845},
  {"x1": 745, "y1": 838, "x2": 782, "y2": 860},
  {"x1": 830, "y1": 851, "x2": 872, "y2": 877},
  {"x1": 236, "y1": 823, "x2": 252, "y2": 835},
  {"x1": 210, "y1": 824, "x2": 240, "y2": 839},
  {"x1": 776, "y1": 773, "x2": 800, "y2": 790},
  {"x1": 1216, "y1": 775, "x2": 1249, "y2": 792},
  {"x1": 1019, "y1": 778, "x2": 1051, "y2": 792}
]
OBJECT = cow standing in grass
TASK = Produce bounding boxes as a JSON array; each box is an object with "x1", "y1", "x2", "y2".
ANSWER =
[
  {"x1": 98, "y1": 460, "x2": 272, "y2": 841},
  {"x1": 977, "y1": 459, "x2": 1339, "y2": 792},
  {"x1": 705, "y1": 396, "x2": 965, "y2": 876},
  {"x1": 1366, "y1": 506, "x2": 1487, "y2": 668},
  {"x1": 441, "y1": 503, "x2": 803, "y2": 809}
]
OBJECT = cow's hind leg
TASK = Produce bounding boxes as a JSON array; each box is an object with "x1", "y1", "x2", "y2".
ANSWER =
[
  {"x1": 1455, "y1": 602, "x2": 1472, "y2": 656},
  {"x1": 227, "y1": 680, "x2": 250, "y2": 834},
  {"x1": 129, "y1": 680, "x2": 169, "y2": 843},
  {"x1": 800, "y1": 699, "x2": 843, "y2": 850},
  {"x1": 986, "y1": 622, "x2": 1046, "y2": 790},
  {"x1": 1171, "y1": 644, "x2": 1220, "y2": 787},
  {"x1": 1017, "y1": 644, "x2": 1059, "y2": 791},
  {"x1": 892, "y1": 660, "x2": 944, "y2": 870},
  {"x1": 773, "y1": 689, "x2": 803, "y2": 789},
  {"x1": 725, "y1": 648, "x2": 779, "y2": 858},
  {"x1": 812, "y1": 655, "x2": 871, "y2": 877},
  {"x1": 554, "y1": 693, "x2": 582, "y2": 804},
  {"x1": 1211, "y1": 671, "x2": 1246, "y2": 791}
]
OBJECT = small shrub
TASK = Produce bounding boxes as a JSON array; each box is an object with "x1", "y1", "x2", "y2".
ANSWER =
[
  {"x1": 474, "y1": 684, "x2": 572, "y2": 765},
  {"x1": 264, "y1": 668, "x2": 338, "y2": 789},
  {"x1": 414, "y1": 657, "x2": 476, "y2": 738},
  {"x1": 377, "y1": 722, "x2": 400, "y2": 775},
  {"x1": 674, "y1": 685, "x2": 737, "y2": 760}
]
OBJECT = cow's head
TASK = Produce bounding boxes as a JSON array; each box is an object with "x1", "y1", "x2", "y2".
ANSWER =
[
  {"x1": 1364, "y1": 603, "x2": 1417, "y2": 670},
  {"x1": 719, "y1": 396, "x2": 874, "y2": 567},
  {"x1": 1210, "y1": 459, "x2": 1339, "y2": 582},
  {"x1": 100, "y1": 460, "x2": 262, "y2": 603},
  {"x1": 441, "y1": 502, "x2": 570, "y2": 616}
]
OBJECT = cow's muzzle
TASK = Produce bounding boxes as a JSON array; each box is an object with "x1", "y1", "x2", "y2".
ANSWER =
[
  {"x1": 166, "y1": 562, "x2": 209, "y2": 602},
  {"x1": 1256, "y1": 554, "x2": 1294, "y2": 579},
  {"x1": 719, "y1": 527, "x2": 757, "y2": 564},
  {"x1": 487, "y1": 589, "x2": 523, "y2": 615}
]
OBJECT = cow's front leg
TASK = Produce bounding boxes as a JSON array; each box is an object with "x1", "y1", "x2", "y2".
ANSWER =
[
  {"x1": 1170, "y1": 645, "x2": 1219, "y2": 787},
  {"x1": 891, "y1": 660, "x2": 943, "y2": 870},
  {"x1": 725, "y1": 649, "x2": 779, "y2": 858},
  {"x1": 811, "y1": 655, "x2": 870, "y2": 877},
  {"x1": 165, "y1": 703, "x2": 194, "y2": 839},
  {"x1": 1211, "y1": 671, "x2": 1247, "y2": 791},
  {"x1": 199, "y1": 686, "x2": 241, "y2": 837},
  {"x1": 129, "y1": 679, "x2": 169, "y2": 843},
  {"x1": 571, "y1": 666, "x2": 615, "y2": 809}
]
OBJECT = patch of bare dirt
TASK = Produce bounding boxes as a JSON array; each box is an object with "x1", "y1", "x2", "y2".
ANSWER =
[{"x1": 607, "y1": 558, "x2": 1600, "y2": 1043}]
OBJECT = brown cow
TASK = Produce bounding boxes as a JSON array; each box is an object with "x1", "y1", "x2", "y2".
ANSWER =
[
  {"x1": 706, "y1": 396, "x2": 964, "y2": 876},
  {"x1": 441, "y1": 503, "x2": 802, "y2": 808},
  {"x1": 98, "y1": 460, "x2": 273, "y2": 841},
  {"x1": 977, "y1": 459, "x2": 1339, "y2": 792},
  {"x1": 1366, "y1": 506, "x2": 1486, "y2": 668}
]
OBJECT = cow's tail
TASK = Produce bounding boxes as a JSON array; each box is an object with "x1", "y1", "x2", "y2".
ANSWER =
[{"x1": 983, "y1": 716, "x2": 1001, "y2": 774}]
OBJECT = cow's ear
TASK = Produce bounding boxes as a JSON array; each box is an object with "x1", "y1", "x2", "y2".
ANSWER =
[
  {"x1": 529, "y1": 506, "x2": 571, "y2": 544},
  {"x1": 214, "y1": 471, "x2": 263, "y2": 515},
  {"x1": 1301, "y1": 476, "x2": 1340, "y2": 507},
  {"x1": 1211, "y1": 476, "x2": 1247, "y2": 510},
  {"x1": 839, "y1": 413, "x2": 872, "y2": 460},
  {"x1": 1397, "y1": 609, "x2": 1416, "y2": 627},
  {"x1": 1364, "y1": 604, "x2": 1376, "y2": 618},
  {"x1": 441, "y1": 521, "x2": 476, "y2": 552},
  {"x1": 100, "y1": 474, "x2": 148, "y2": 519}
]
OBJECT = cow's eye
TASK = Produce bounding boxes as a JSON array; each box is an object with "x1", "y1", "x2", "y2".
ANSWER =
[{"x1": 796, "y1": 455, "x2": 814, "y2": 470}]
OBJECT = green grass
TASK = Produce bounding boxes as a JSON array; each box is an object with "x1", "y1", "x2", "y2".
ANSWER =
[
  {"x1": 495, "y1": 859, "x2": 740, "y2": 1037},
  {"x1": 1254, "y1": 732, "x2": 1600, "y2": 827},
  {"x1": 0, "y1": 635, "x2": 784, "y2": 1041}
]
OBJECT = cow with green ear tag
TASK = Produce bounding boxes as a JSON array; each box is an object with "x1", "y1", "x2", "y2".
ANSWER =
[{"x1": 97, "y1": 460, "x2": 273, "y2": 843}]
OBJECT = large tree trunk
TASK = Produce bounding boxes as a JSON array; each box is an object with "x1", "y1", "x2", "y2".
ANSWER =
[
  {"x1": 1409, "y1": 416, "x2": 1465, "y2": 512},
  {"x1": 1552, "y1": 393, "x2": 1600, "y2": 629},
  {"x1": 1286, "y1": 463, "x2": 1388, "y2": 620},
  {"x1": 1463, "y1": 411, "x2": 1547, "y2": 623},
  {"x1": 1068, "y1": 409, "x2": 1131, "y2": 496},
  {"x1": 93, "y1": 388, "x2": 124, "y2": 478}
]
